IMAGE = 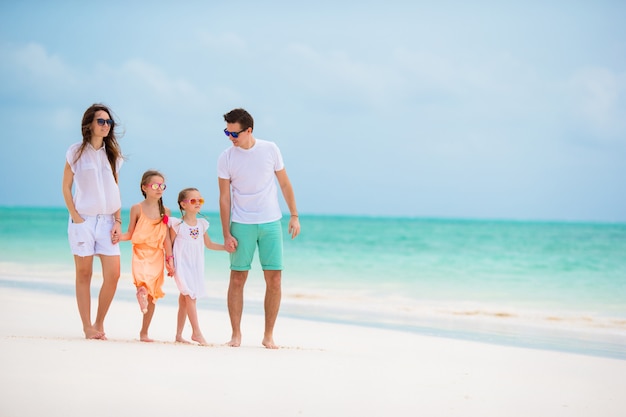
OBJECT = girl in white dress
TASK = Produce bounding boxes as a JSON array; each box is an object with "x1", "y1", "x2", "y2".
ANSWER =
[{"x1": 170, "y1": 188, "x2": 226, "y2": 345}]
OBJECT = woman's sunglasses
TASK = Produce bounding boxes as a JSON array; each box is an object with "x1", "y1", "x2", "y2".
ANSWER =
[
  {"x1": 183, "y1": 198, "x2": 205, "y2": 205},
  {"x1": 224, "y1": 128, "x2": 246, "y2": 139},
  {"x1": 96, "y1": 118, "x2": 113, "y2": 126},
  {"x1": 148, "y1": 183, "x2": 167, "y2": 191}
]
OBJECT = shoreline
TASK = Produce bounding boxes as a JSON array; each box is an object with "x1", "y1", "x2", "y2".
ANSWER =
[
  {"x1": 2, "y1": 275, "x2": 625, "y2": 360},
  {"x1": 1, "y1": 285, "x2": 626, "y2": 417}
]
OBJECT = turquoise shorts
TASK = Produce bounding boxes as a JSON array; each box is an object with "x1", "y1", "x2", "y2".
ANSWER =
[{"x1": 230, "y1": 221, "x2": 283, "y2": 271}]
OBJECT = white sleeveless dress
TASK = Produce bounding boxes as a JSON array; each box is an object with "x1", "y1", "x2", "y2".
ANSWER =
[{"x1": 171, "y1": 217, "x2": 210, "y2": 299}]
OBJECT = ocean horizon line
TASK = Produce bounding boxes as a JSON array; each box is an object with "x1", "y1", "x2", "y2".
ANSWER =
[{"x1": 1, "y1": 205, "x2": 625, "y2": 226}]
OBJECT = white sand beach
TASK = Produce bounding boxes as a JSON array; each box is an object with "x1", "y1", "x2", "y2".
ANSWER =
[{"x1": 1, "y1": 284, "x2": 625, "y2": 417}]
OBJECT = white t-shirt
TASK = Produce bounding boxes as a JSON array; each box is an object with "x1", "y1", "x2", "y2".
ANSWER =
[
  {"x1": 217, "y1": 138, "x2": 284, "y2": 224},
  {"x1": 66, "y1": 142, "x2": 123, "y2": 216}
]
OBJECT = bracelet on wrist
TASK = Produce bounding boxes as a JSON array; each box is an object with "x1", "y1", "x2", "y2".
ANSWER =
[{"x1": 166, "y1": 255, "x2": 174, "y2": 261}]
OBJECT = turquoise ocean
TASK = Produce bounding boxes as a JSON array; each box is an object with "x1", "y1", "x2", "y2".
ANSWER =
[{"x1": 1, "y1": 207, "x2": 625, "y2": 359}]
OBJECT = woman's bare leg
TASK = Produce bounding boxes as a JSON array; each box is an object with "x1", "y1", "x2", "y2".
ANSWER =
[
  {"x1": 74, "y1": 255, "x2": 103, "y2": 339},
  {"x1": 93, "y1": 255, "x2": 120, "y2": 337}
]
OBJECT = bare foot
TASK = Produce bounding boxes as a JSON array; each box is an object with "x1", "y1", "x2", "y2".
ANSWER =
[
  {"x1": 84, "y1": 327, "x2": 106, "y2": 340},
  {"x1": 262, "y1": 336, "x2": 279, "y2": 349},
  {"x1": 226, "y1": 335, "x2": 241, "y2": 347},
  {"x1": 191, "y1": 333, "x2": 208, "y2": 346},
  {"x1": 175, "y1": 336, "x2": 191, "y2": 344},
  {"x1": 140, "y1": 334, "x2": 154, "y2": 342},
  {"x1": 93, "y1": 324, "x2": 107, "y2": 340}
]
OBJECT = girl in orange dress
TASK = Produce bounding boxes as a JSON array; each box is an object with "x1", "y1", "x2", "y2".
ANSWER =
[{"x1": 121, "y1": 170, "x2": 174, "y2": 342}]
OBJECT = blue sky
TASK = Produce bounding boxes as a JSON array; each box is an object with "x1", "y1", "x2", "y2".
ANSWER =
[{"x1": 1, "y1": 1, "x2": 625, "y2": 222}]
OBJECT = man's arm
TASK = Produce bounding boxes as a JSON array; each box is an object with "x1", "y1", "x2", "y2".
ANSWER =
[
  {"x1": 275, "y1": 168, "x2": 300, "y2": 239},
  {"x1": 218, "y1": 177, "x2": 237, "y2": 252}
]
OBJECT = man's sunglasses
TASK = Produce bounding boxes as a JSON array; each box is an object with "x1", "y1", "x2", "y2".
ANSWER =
[{"x1": 224, "y1": 128, "x2": 246, "y2": 139}]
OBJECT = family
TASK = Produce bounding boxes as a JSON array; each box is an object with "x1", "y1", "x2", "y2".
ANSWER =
[{"x1": 62, "y1": 104, "x2": 301, "y2": 349}]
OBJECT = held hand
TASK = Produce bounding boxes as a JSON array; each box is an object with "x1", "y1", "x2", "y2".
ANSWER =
[
  {"x1": 111, "y1": 222, "x2": 122, "y2": 245},
  {"x1": 225, "y1": 235, "x2": 238, "y2": 253},
  {"x1": 166, "y1": 258, "x2": 175, "y2": 277}
]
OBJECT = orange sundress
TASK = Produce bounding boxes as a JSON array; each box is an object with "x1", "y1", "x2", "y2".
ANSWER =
[{"x1": 131, "y1": 206, "x2": 168, "y2": 302}]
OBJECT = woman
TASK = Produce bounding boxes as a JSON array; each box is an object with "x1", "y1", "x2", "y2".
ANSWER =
[{"x1": 62, "y1": 103, "x2": 124, "y2": 340}]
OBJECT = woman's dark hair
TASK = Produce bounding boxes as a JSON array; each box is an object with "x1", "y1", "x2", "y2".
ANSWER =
[{"x1": 75, "y1": 103, "x2": 123, "y2": 182}]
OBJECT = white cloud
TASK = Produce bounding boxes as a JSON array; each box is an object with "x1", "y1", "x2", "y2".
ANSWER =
[
  {"x1": 120, "y1": 59, "x2": 201, "y2": 102},
  {"x1": 1, "y1": 41, "x2": 211, "y2": 111},
  {"x1": 0, "y1": 42, "x2": 81, "y2": 97},
  {"x1": 14, "y1": 42, "x2": 74, "y2": 80}
]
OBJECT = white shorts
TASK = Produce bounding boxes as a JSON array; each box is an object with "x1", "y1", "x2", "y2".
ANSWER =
[{"x1": 68, "y1": 214, "x2": 120, "y2": 257}]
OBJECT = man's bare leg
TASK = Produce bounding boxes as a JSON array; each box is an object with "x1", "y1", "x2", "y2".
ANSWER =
[
  {"x1": 226, "y1": 270, "x2": 248, "y2": 346},
  {"x1": 262, "y1": 270, "x2": 281, "y2": 349},
  {"x1": 74, "y1": 255, "x2": 104, "y2": 339},
  {"x1": 93, "y1": 255, "x2": 120, "y2": 339}
]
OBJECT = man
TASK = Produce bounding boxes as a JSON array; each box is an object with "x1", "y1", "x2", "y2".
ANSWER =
[{"x1": 218, "y1": 108, "x2": 300, "y2": 349}]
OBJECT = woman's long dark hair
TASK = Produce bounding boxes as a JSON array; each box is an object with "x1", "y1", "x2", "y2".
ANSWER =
[{"x1": 74, "y1": 103, "x2": 123, "y2": 182}]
